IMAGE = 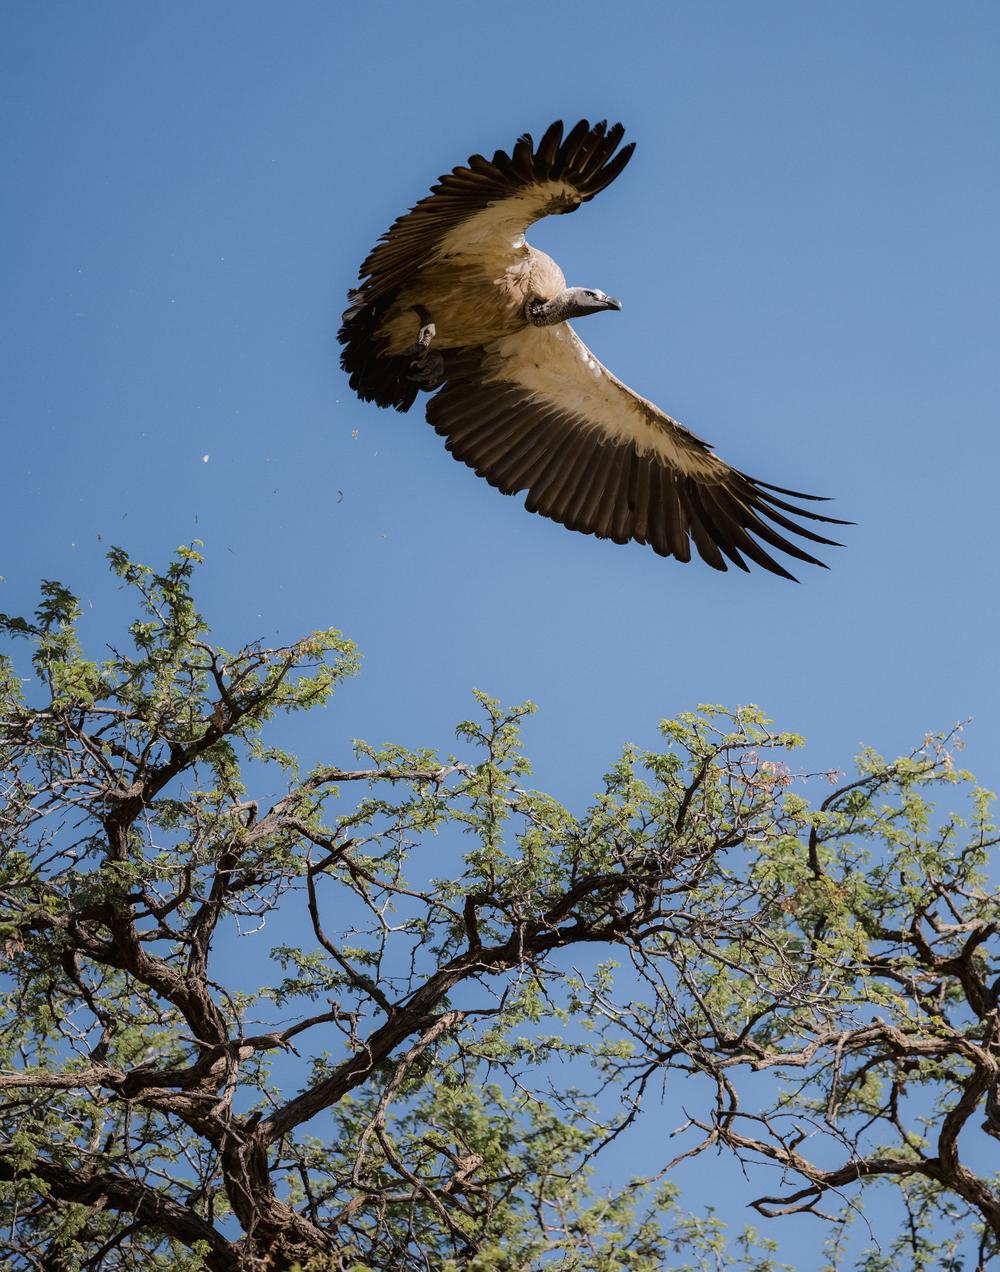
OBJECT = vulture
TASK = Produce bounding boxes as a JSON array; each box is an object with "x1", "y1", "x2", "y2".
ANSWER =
[{"x1": 339, "y1": 119, "x2": 846, "y2": 579}]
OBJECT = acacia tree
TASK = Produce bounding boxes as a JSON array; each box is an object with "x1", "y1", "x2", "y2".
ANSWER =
[{"x1": 1, "y1": 548, "x2": 998, "y2": 1271}]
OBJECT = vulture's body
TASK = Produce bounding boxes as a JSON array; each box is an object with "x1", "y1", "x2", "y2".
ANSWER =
[{"x1": 340, "y1": 120, "x2": 845, "y2": 579}]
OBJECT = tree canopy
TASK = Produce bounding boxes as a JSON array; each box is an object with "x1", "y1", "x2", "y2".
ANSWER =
[{"x1": 1, "y1": 548, "x2": 998, "y2": 1271}]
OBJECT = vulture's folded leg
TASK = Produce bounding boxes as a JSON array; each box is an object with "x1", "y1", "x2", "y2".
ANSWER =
[
  {"x1": 406, "y1": 311, "x2": 444, "y2": 388},
  {"x1": 415, "y1": 318, "x2": 436, "y2": 351}
]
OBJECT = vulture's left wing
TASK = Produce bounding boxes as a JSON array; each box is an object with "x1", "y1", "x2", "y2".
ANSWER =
[{"x1": 427, "y1": 324, "x2": 845, "y2": 580}]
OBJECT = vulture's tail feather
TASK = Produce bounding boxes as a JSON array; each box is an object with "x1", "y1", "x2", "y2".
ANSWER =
[{"x1": 339, "y1": 290, "x2": 420, "y2": 413}]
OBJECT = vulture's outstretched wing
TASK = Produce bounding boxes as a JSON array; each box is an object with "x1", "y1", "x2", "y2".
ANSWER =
[
  {"x1": 427, "y1": 324, "x2": 845, "y2": 580},
  {"x1": 350, "y1": 120, "x2": 634, "y2": 304}
]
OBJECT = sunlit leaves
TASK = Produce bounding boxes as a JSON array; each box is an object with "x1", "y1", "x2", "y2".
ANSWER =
[{"x1": 2, "y1": 550, "x2": 999, "y2": 1268}]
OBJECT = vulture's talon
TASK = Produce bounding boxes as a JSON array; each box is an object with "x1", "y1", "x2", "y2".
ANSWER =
[{"x1": 407, "y1": 348, "x2": 444, "y2": 389}]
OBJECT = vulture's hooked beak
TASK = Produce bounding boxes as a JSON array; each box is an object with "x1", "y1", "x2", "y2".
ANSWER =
[{"x1": 604, "y1": 295, "x2": 623, "y2": 312}]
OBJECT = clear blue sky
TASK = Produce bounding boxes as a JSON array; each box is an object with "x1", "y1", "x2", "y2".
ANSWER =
[{"x1": 2, "y1": 1, "x2": 999, "y2": 1261}]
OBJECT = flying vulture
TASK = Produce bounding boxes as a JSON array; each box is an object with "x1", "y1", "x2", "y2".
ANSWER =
[{"x1": 340, "y1": 119, "x2": 845, "y2": 579}]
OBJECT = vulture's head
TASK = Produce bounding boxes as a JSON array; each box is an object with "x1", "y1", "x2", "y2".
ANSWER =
[
  {"x1": 562, "y1": 287, "x2": 623, "y2": 317},
  {"x1": 557, "y1": 287, "x2": 618, "y2": 318},
  {"x1": 527, "y1": 288, "x2": 622, "y2": 327}
]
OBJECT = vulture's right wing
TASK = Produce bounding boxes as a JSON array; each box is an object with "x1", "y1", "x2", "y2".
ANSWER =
[
  {"x1": 427, "y1": 324, "x2": 845, "y2": 580},
  {"x1": 347, "y1": 120, "x2": 634, "y2": 306}
]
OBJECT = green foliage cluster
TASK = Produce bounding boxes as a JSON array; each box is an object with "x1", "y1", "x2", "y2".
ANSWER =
[{"x1": 1, "y1": 549, "x2": 998, "y2": 1270}]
